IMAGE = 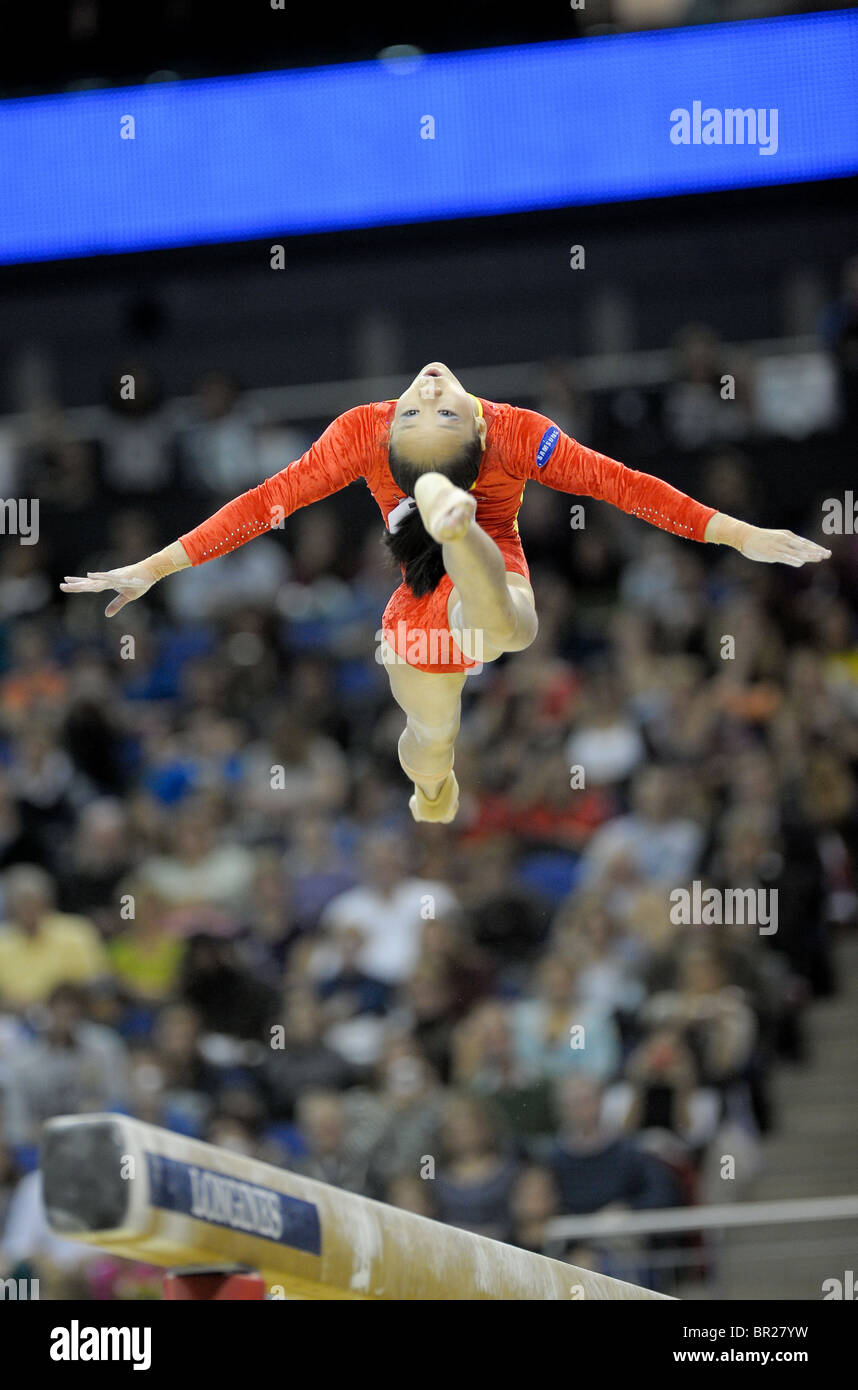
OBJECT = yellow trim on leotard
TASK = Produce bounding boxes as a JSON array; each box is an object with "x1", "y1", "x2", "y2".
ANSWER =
[{"x1": 512, "y1": 484, "x2": 525, "y2": 535}]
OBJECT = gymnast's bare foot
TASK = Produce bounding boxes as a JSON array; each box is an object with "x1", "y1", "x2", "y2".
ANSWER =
[
  {"x1": 409, "y1": 771, "x2": 460, "y2": 823},
  {"x1": 414, "y1": 473, "x2": 476, "y2": 544}
]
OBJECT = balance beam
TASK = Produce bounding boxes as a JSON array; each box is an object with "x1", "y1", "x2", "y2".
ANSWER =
[{"x1": 41, "y1": 1114, "x2": 669, "y2": 1300}]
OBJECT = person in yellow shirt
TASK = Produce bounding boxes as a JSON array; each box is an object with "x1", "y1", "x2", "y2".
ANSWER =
[
  {"x1": 107, "y1": 880, "x2": 185, "y2": 1003},
  {"x1": 0, "y1": 864, "x2": 110, "y2": 1009}
]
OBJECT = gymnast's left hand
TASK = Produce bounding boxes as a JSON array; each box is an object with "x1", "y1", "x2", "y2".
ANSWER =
[
  {"x1": 739, "y1": 526, "x2": 831, "y2": 566},
  {"x1": 60, "y1": 561, "x2": 159, "y2": 617},
  {"x1": 705, "y1": 512, "x2": 831, "y2": 566}
]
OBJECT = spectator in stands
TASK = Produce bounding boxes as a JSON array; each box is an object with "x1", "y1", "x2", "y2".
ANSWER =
[
  {"x1": 320, "y1": 831, "x2": 458, "y2": 986},
  {"x1": 177, "y1": 933, "x2": 279, "y2": 1041},
  {"x1": 800, "y1": 750, "x2": 858, "y2": 932},
  {"x1": 100, "y1": 362, "x2": 175, "y2": 500},
  {"x1": 417, "y1": 909, "x2": 494, "y2": 1017},
  {"x1": 292, "y1": 1089, "x2": 369, "y2": 1193},
  {"x1": 0, "y1": 865, "x2": 110, "y2": 1008},
  {"x1": 107, "y1": 877, "x2": 183, "y2": 992},
  {"x1": 509, "y1": 1163, "x2": 562, "y2": 1253},
  {"x1": 0, "y1": 1166, "x2": 98, "y2": 1297},
  {"x1": 2, "y1": 983, "x2": 129, "y2": 1146},
  {"x1": 0, "y1": 628, "x2": 68, "y2": 724},
  {"x1": 0, "y1": 772, "x2": 47, "y2": 874},
  {"x1": 565, "y1": 670, "x2": 646, "y2": 790},
  {"x1": 262, "y1": 988, "x2": 355, "y2": 1120},
  {"x1": 642, "y1": 944, "x2": 758, "y2": 1107},
  {"x1": 610, "y1": 1024, "x2": 720, "y2": 1152},
  {"x1": 136, "y1": 796, "x2": 254, "y2": 916},
  {"x1": 550, "y1": 891, "x2": 646, "y2": 1019},
  {"x1": 512, "y1": 954, "x2": 622, "y2": 1083},
  {"x1": 453, "y1": 1000, "x2": 556, "y2": 1137},
  {"x1": 708, "y1": 804, "x2": 832, "y2": 998},
  {"x1": 661, "y1": 322, "x2": 751, "y2": 451},
  {"x1": 399, "y1": 961, "x2": 458, "y2": 1084},
  {"x1": 58, "y1": 798, "x2": 133, "y2": 924},
  {"x1": 349, "y1": 1038, "x2": 446, "y2": 1198},
  {"x1": 179, "y1": 370, "x2": 261, "y2": 499},
  {"x1": 316, "y1": 924, "x2": 393, "y2": 1021},
  {"x1": 546, "y1": 1075, "x2": 680, "y2": 1215},
  {"x1": 460, "y1": 836, "x2": 546, "y2": 969},
  {"x1": 282, "y1": 814, "x2": 357, "y2": 935},
  {"x1": 146, "y1": 1003, "x2": 221, "y2": 1135},
  {"x1": 435, "y1": 1093, "x2": 518, "y2": 1240},
  {"x1": 582, "y1": 765, "x2": 704, "y2": 889},
  {"x1": 237, "y1": 850, "x2": 297, "y2": 973},
  {"x1": 239, "y1": 710, "x2": 349, "y2": 826}
]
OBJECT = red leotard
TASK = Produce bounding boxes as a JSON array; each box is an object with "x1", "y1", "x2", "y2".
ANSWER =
[{"x1": 179, "y1": 399, "x2": 716, "y2": 673}]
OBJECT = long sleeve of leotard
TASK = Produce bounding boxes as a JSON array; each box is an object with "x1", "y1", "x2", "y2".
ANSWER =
[
  {"x1": 506, "y1": 407, "x2": 716, "y2": 542},
  {"x1": 178, "y1": 405, "x2": 374, "y2": 564}
]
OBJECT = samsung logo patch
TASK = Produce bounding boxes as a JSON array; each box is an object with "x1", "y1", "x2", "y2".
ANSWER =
[{"x1": 536, "y1": 426, "x2": 560, "y2": 467}]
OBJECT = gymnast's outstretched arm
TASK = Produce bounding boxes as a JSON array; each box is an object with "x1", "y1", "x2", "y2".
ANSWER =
[
  {"x1": 60, "y1": 406, "x2": 373, "y2": 616},
  {"x1": 505, "y1": 405, "x2": 830, "y2": 568}
]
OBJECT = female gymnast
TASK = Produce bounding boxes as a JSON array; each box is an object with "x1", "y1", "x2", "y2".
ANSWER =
[{"x1": 61, "y1": 362, "x2": 830, "y2": 824}]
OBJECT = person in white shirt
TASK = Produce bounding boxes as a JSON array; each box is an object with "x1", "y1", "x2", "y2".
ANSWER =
[
  {"x1": 582, "y1": 765, "x2": 704, "y2": 888},
  {"x1": 320, "y1": 831, "x2": 458, "y2": 985}
]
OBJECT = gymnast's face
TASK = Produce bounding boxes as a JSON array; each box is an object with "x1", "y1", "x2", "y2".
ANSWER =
[{"x1": 390, "y1": 362, "x2": 486, "y2": 468}]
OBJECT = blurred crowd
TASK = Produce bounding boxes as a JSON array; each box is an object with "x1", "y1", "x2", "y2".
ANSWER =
[{"x1": 0, "y1": 323, "x2": 856, "y2": 1299}]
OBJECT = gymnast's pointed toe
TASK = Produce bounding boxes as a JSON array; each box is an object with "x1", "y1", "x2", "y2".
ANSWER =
[{"x1": 408, "y1": 771, "x2": 460, "y2": 823}]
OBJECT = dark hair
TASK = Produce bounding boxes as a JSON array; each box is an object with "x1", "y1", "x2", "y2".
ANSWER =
[
  {"x1": 382, "y1": 433, "x2": 483, "y2": 596},
  {"x1": 48, "y1": 981, "x2": 86, "y2": 1010}
]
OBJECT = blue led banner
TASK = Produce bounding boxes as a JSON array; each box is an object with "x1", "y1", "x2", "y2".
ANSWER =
[{"x1": 0, "y1": 10, "x2": 856, "y2": 264}]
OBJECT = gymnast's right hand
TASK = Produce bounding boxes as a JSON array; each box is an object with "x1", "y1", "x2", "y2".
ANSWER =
[{"x1": 60, "y1": 561, "x2": 159, "y2": 617}]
